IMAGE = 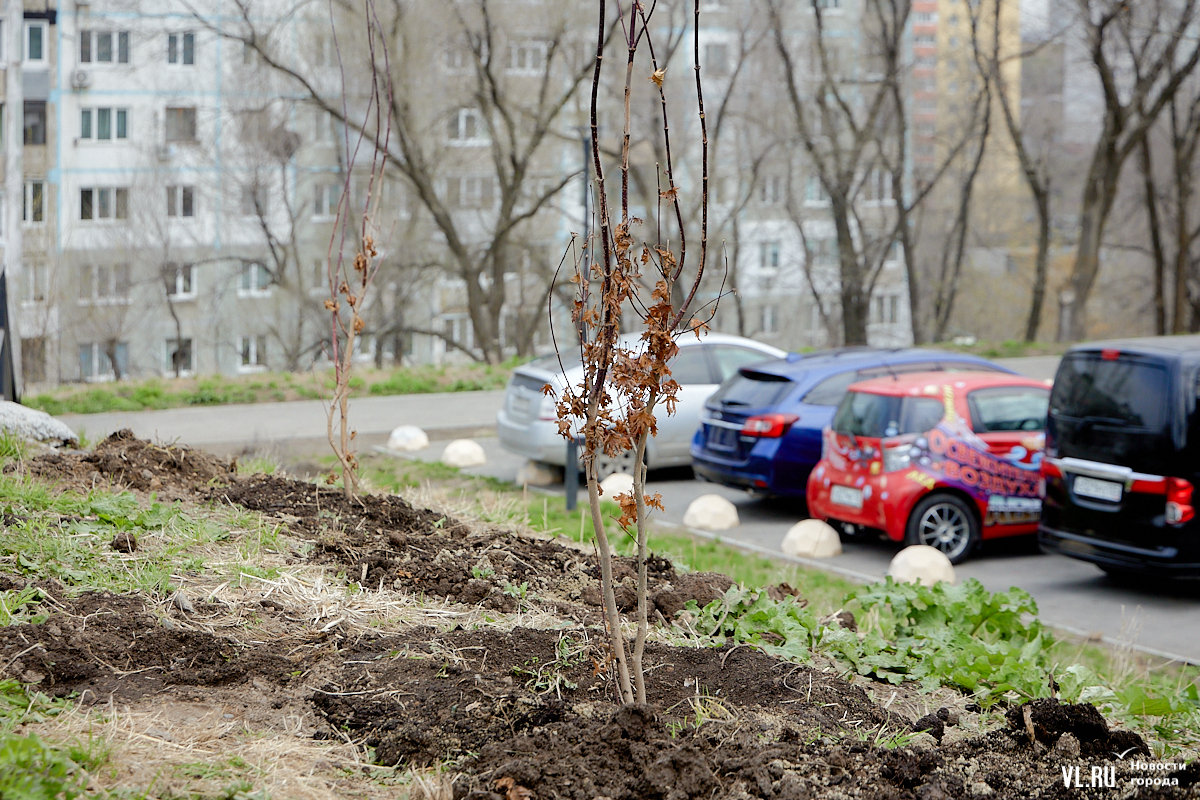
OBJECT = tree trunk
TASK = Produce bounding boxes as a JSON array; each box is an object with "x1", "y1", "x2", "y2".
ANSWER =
[
  {"x1": 1173, "y1": 139, "x2": 1195, "y2": 334},
  {"x1": 1059, "y1": 144, "x2": 1121, "y2": 341},
  {"x1": 730, "y1": 216, "x2": 745, "y2": 337},
  {"x1": 833, "y1": 196, "x2": 868, "y2": 345},
  {"x1": 1022, "y1": 182, "x2": 1051, "y2": 342},
  {"x1": 1139, "y1": 138, "x2": 1168, "y2": 335}
]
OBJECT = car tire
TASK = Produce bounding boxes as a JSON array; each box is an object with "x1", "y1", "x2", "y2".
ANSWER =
[
  {"x1": 594, "y1": 449, "x2": 641, "y2": 481},
  {"x1": 905, "y1": 493, "x2": 980, "y2": 565}
]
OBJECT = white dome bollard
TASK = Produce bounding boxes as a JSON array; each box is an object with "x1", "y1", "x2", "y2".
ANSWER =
[
  {"x1": 516, "y1": 460, "x2": 560, "y2": 487},
  {"x1": 887, "y1": 545, "x2": 956, "y2": 587},
  {"x1": 683, "y1": 494, "x2": 740, "y2": 531},
  {"x1": 441, "y1": 439, "x2": 487, "y2": 468},
  {"x1": 599, "y1": 472, "x2": 635, "y2": 497},
  {"x1": 386, "y1": 425, "x2": 429, "y2": 452},
  {"x1": 781, "y1": 519, "x2": 843, "y2": 558}
]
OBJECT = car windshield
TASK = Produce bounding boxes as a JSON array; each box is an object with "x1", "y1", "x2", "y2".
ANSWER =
[
  {"x1": 833, "y1": 392, "x2": 944, "y2": 438},
  {"x1": 708, "y1": 370, "x2": 793, "y2": 409}
]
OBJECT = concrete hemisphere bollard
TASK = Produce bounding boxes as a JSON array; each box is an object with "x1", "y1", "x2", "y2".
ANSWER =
[
  {"x1": 0, "y1": 401, "x2": 78, "y2": 446},
  {"x1": 683, "y1": 494, "x2": 740, "y2": 531},
  {"x1": 441, "y1": 439, "x2": 487, "y2": 468},
  {"x1": 516, "y1": 460, "x2": 560, "y2": 487},
  {"x1": 781, "y1": 519, "x2": 843, "y2": 558},
  {"x1": 386, "y1": 425, "x2": 429, "y2": 452},
  {"x1": 599, "y1": 472, "x2": 634, "y2": 497},
  {"x1": 887, "y1": 545, "x2": 956, "y2": 587}
]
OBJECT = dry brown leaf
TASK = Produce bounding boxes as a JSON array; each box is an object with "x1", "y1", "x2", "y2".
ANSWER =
[{"x1": 649, "y1": 67, "x2": 666, "y2": 87}]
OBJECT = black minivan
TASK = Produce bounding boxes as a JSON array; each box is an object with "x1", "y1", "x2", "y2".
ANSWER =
[{"x1": 1039, "y1": 336, "x2": 1200, "y2": 577}]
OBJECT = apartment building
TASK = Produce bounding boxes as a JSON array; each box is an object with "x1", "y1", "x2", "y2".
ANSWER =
[{"x1": 3, "y1": 0, "x2": 1037, "y2": 387}]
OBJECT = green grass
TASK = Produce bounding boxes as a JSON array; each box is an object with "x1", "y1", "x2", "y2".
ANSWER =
[
  {"x1": 27, "y1": 360, "x2": 522, "y2": 416},
  {"x1": 0, "y1": 474, "x2": 283, "y2": 599}
]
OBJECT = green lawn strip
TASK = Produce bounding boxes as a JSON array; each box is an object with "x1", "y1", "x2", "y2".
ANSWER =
[{"x1": 27, "y1": 360, "x2": 519, "y2": 416}]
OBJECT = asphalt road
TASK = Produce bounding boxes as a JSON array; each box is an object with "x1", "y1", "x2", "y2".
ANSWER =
[{"x1": 51, "y1": 353, "x2": 1200, "y2": 662}]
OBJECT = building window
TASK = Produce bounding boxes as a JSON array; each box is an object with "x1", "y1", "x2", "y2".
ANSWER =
[
  {"x1": 762, "y1": 304, "x2": 778, "y2": 334},
  {"x1": 441, "y1": 314, "x2": 474, "y2": 350},
  {"x1": 23, "y1": 260, "x2": 46, "y2": 304},
  {"x1": 24, "y1": 22, "x2": 46, "y2": 64},
  {"x1": 804, "y1": 174, "x2": 830, "y2": 205},
  {"x1": 862, "y1": 168, "x2": 892, "y2": 203},
  {"x1": 507, "y1": 40, "x2": 546, "y2": 73},
  {"x1": 23, "y1": 181, "x2": 44, "y2": 224},
  {"x1": 313, "y1": 108, "x2": 339, "y2": 144},
  {"x1": 80, "y1": 341, "x2": 130, "y2": 382},
  {"x1": 705, "y1": 43, "x2": 729, "y2": 76},
  {"x1": 873, "y1": 294, "x2": 899, "y2": 324},
  {"x1": 165, "y1": 107, "x2": 197, "y2": 142},
  {"x1": 80, "y1": 30, "x2": 131, "y2": 64},
  {"x1": 239, "y1": 335, "x2": 268, "y2": 371},
  {"x1": 80, "y1": 187, "x2": 130, "y2": 221},
  {"x1": 166, "y1": 263, "x2": 195, "y2": 299},
  {"x1": 759, "y1": 174, "x2": 784, "y2": 205},
  {"x1": 238, "y1": 262, "x2": 272, "y2": 296},
  {"x1": 450, "y1": 175, "x2": 495, "y2": 209},
  {"x1": 313, "y1": 181, "x2": 341, "y2": 218},
  {"x1": 165, "y1": 338, "x2": 193, "y2": 375},
  {"x1": 447, "y1": 108, "x2": 485, "y2": 144},
  {"x1": 166, "y1": 185, "x2": 196, "y2": 218},
  {"x1": 80, "y1": 108, "x2": 129, "y2": 140},
  {"x1": 23, "y1": 102, "x2": 46, "y2": 145},
  {"x1": 78, "y1": 263, "x2": 132, "y2": 305},
  {"x1": 759, "y1": 241, "x2": 780, "y2": 271},
  {"x1": 168, "y1": 32, "x2": 195, "y2": 65}
]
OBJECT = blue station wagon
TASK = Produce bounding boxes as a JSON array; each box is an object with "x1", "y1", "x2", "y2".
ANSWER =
[{"x1": 690, "y1": 347, "x2": 1016, "y2": 498}]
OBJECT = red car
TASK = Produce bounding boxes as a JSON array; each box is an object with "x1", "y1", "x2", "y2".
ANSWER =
[{"x1": 807, "y1": 371, "x2": 1050, "y2": 563}]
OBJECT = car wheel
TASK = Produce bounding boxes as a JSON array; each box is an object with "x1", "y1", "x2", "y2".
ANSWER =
[
  {"x1": 595, "y1": 449, "x2": 640, "y2": 481},
  {"x1": 905, "y1": 493, "x2": 980, "y2": 565}
]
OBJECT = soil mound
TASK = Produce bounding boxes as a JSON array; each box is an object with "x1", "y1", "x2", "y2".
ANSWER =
[
  {"x1": 217, "y1": 474, "x2": 734, "y2": 617},
  {"x1": 0, "y1": 590, "x2": 295, "y2": 700},
  {"x1": 24, "y1": 429, "x2": 235, "y2": 498},
  {"x1": 311, "y1": 626, "x2": 901, "y2": 770}
]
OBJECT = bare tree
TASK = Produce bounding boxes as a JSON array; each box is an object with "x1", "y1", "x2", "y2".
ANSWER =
[
  {"x1": 554, "y1": 0, "x2": 713, "y2": 705},
  {"x1": 198, "y1": 0, "x2": 608, "y2": 364},
  {"x1": 1057, "y1": 0, "x2": 1200, "y2": 341}
]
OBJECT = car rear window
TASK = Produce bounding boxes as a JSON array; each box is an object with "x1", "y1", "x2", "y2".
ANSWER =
[
  {"x1": 1050, "y1": 355, "x2": 1168, "y2": 430},
  {"x1": 832, "y1": 392, "x2": 944, "y2": 437},
  {"x1": 803, "y1": 359, "x2": 1006, "y2": 406},
  {"x1": 708, "y1": 370, "x2": 793, "y2": 409}
]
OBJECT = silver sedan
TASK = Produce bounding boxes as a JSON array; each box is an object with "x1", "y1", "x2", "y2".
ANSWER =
[{"x1": 497, "y1": 332, "x2": 786, "y2": 478}]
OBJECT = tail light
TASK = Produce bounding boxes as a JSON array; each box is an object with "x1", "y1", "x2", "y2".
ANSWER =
[
  {"x1": 1166, "y1": 477, "x2": 1194, "y2": 524},
  {"x1": 741, "y1": 413, "x2": 799, "y2": 438},
  {"x1": 881, "y1": 436, "x2": 915, "y2": 473}
]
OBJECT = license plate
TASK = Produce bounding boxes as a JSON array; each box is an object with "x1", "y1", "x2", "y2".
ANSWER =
[
  {"x1": 708, "y1": 426, "x2": 739, "y2": 452},
  {"x1": 1073, "y1": 475, "x2": 1123, "y2": 502},
  {"x1": 830, "y1": 485, "x2": 863, "y2": 509}
]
